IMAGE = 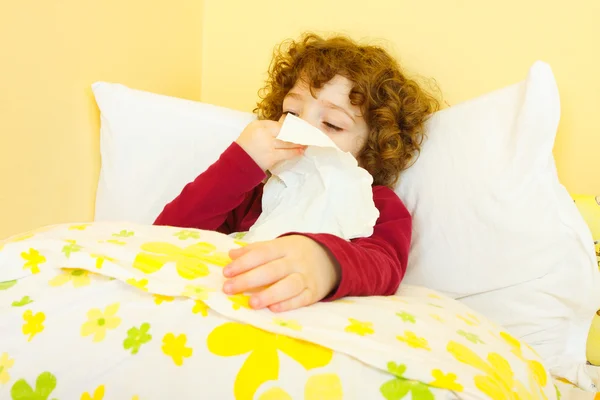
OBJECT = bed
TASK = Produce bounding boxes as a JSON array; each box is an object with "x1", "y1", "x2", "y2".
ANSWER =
[
  {"x1": 1, "y1": 62, "x2": 599, "y2": 399},
  {"x1": 0, "y1": 222, "x2": 586, "y2": 399}
]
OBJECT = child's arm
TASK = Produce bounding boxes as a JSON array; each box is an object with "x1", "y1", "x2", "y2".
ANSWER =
[
  {"x1": 222, "y1": 185, "x2": 410, "y2": 312},
  {"x1": 155, "y1": 120, "x2": 304, "y2": 233},
  {"x1": 153, "y1": 142, "x2": 266, "y2": 232},
  {"x1": 301, "y1": 185, "x2": 410, "y2": 300}
]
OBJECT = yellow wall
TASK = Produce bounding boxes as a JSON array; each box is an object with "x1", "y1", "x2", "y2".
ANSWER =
[
  {"x1": 0, "y1": 0, "x2": 203, "y2": 239},
  {"x1": 2, "y1": 0, "x2": 598, "y2": 239},
  {"x1": 201, "y1": 0, "x2": 600, "y2": 196}
]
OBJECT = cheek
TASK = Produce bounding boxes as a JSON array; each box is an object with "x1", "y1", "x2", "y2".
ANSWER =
[
  {"x1": 327, "y1": 134, "x2": 365, "y2": 158},
  {"x1": 350, "y1": 131, "x2": 369, "y2": 159}
]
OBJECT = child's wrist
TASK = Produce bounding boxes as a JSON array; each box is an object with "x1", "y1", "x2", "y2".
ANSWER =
[{"x1": 235, "y1": 140, "x2": 267, "y2": 171}]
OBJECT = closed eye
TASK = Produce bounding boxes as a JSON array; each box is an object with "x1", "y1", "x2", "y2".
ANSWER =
[
  {"x1": 323, "y1": 122, "x2": 343, "y2": 132},
  {"x1": 283, "y1": 111, "x2": 298, "y2": 117}
]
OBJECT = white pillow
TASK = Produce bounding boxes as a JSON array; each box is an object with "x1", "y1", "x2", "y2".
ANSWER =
[
  {"x1": 92, "y1": 82, "x2": 255, "y2": 224},
  {"x1": 396, "y1": 61, "x2": 600, "y2": 369},
  {"x1": 92, "y1": 65, "x2": 600, "y2": 369}
]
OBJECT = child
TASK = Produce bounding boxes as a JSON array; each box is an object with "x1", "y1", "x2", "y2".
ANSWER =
[{"x1": 154, "y1": 33, "x2": 439, "y2": 312}]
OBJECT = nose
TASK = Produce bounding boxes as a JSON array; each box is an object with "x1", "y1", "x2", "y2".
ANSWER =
[{"x1": 297, "y1": 109, "x2": 321, "y2": 131}]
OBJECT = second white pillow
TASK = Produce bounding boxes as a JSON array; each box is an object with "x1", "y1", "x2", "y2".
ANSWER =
[{"x1": 395, "y1": 61, "x2": 600, "y2": 368}]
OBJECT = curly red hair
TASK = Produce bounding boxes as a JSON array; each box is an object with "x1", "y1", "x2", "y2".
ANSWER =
[{"x1": 255, "y1": 33, "x2": 440, "y2": 188}]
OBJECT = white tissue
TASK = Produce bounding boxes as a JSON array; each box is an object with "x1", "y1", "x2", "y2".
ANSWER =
[{"x1": 244, "y1": 114, "x2": 379, "y2": 242}]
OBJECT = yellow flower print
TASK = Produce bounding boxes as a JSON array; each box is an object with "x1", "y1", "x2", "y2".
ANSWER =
[
  {"x1": 81, "y1": 303, "x2": 121, "y2": 342},
  {"x1": 81, "y1": 384, "x2": 104, "y2": 400},
  {"x1": 259, "y1": 387, "x2": 291, "y2": 400},
  {"x1": 427, "y1": 292, "x2": 442, "y2": 299},
  {"x1": 447, "y1": 340, "x2": 539, "y2": 399},
  {"x1": 273, "y1": 318, "x2": 302, "y2": 331},
  {"x1": 126, "y1": 278, "x2": 149, "y2": 292},
  {"x1": 259, "y1": 373, "x2": 343, "y2": 400},
  {"x1": 21, "y1": 248, "x2": 46, "y2": 274},
  {"x1": 304, "y1": 373, "x2": 343, "y2": 399},
  {"x1": 430, "y1": 369, "x2": 463, "y2": 392},
  {"x1": 333, "y1": 299, "x2": 355, "y2": 304},
  {"x1": 396, "y1": 331, "x2": 430, "y2": 350},
  {"x1": 182, "y1": 284, "x2": 213, "y2": 300},
  {"x1": 208, "y1": 322, "x2": 332, "y2": 400},
  {"x1": 389, "y1": 297, "x2": 408, "y2": 304},
  {"x1": 133, "y1": 241, "x2": 230, "y2": 280},
  {"x1": 22, "y1": 310, "x2": 45, "y2": 341},
  {"x1": 14, "y1": 233, "x2": 35, "y2": 242},
  {"x1": 500, "y1": 331, "x2": 527, "y2": 358},
  {"x1": 467, "y1": 313, "x2": 480, "y2": 323},
  {"x1": 500, "y1": 331, "x2": 548, "y2": 390},
  {"x1": 90, "y1": 254, "x2": 118, "y2": 269},
  {"x1": 69, "y1": 224, "x2": 89, "y2": 231},
  {"x1": 457, "y1": 313, "x2": 479, "y2": 326},
  {"x1": 229, "y1": 294, "x2": 251, "y2": 310},
  {"x1": 0, "y1": 352, "x2": 15, "y2": 384},
  {"x1": 49, "y1": 269, "x2": 91, "y2": 288},
  {"x1": 153, "y1": 294, "x2": 174, "y2": 305},
  {"x1": 344, "y1": 318, "x2": 374, "y2": 336},
  {"x1": 430, "y1": 314, "x2": 444, "y2": 322},
  {"x1": 162, "y1": 333, "x2": 193, "y2": 366},
  {"x1": 192, "y1": 300, "x2": 209, "y2": 316},
  {"x1": 105, "y1": 239, "x2": 126, "y2": 246}
]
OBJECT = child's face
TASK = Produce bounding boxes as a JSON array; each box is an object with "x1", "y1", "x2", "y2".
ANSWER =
[{"x1": 280, "y1": 75, "x2": 369, "y2": 158}]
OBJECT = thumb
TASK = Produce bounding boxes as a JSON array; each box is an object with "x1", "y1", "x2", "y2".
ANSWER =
[{"x1": 272, "y1": 147, "x2": 305, "y2": 165}]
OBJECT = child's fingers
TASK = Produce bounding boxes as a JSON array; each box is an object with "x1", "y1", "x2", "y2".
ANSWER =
[
  {"x1": 273, "y1": 139, "x2": 305, "y2": 150},
  {"x1": 259, "y1": 120, "x2": 282, "y2": 137},
  {"x1": 224, "y1": 241, "x2": 284, "y2": 278},
  {"x1": 273, "y1": 147, "x2": 305, "y2": 165},
  {"x1": 267, "y1": 288, "x2": 312, "y2": 313},
  {"x1": 250, "y1": 272, "x2": 307, "y2": 309},
  {"x1": 222, "y1": 259, "x2": 291, "y2": 295},
  {"x1": 229, "y1": 242, "x2": 262, "y2": 260}
]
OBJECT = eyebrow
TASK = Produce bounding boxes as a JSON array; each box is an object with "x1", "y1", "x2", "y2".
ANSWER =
[
  {"x1": 285, "y1": 91, "x2": 356, "y2": 122},
  {"x1": 324, "y1": 101, "x2": 356, "y2": 122}
]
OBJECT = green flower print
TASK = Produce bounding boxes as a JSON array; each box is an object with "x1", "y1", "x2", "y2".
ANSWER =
[
  {"x1": 11, "y1": 371, "x2": 57, "y2": 400},
  {"x1": 457, "y1": 330, "x2": 485, "y2": 344},
  {"x1": 0, "y1": 280, "x2": 17, "y2": 290},
  {"x1": 396, "y1": 312, "x2": 416, "y2": 324},
  {"x1": 62, "y1": 241, "x2": 82, "y2": 258},
  {"x1": 173, "y1": 230, "x2": 201, "y2": 240},
  {"x1": 124, "y1": 323, "x2": 152, "y2": 355},
  {"x1": 12, "y1": 296, "x2": 33, "y2": 307},
  {"x1": 113, "y1": 230, "x2": 134, "y2": 238},
  {"x1": 380, "y1": 362, "x2": 434, "y2": 400}
]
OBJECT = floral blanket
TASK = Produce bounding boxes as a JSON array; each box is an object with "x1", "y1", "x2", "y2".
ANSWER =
[{"x1": 0, "y1": 222, "x2": 594, "y2": 399}]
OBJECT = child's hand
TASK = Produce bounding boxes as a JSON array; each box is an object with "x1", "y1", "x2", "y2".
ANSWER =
[
  {"x1": 236, "y1": 120, "x2": 305, "y2": 171},
  {"x1": 222, "y1": 236, "x2": 340, "y2": 312}
]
